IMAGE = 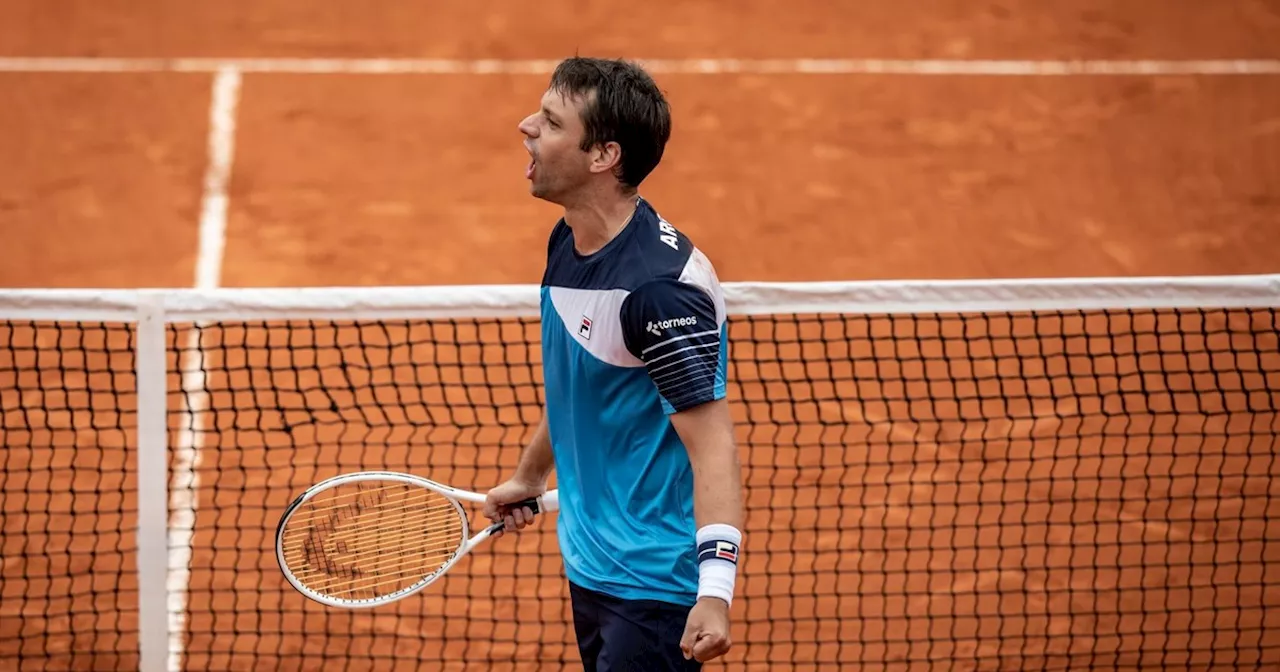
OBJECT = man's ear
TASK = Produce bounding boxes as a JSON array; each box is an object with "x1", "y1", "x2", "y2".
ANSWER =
[{"x1": 589, "y1": 141, "x2": 622, "y2": 175}]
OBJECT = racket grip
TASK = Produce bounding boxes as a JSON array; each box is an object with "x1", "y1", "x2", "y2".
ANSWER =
[
  {"x1": 507, "y1": 489, "x2": 560, "y2": 516},
  {"x1": 509, "y1": 496, "x2": 541, "y2": 515}
]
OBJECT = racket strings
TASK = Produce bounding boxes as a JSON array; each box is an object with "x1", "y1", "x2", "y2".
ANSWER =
[
  {"x1": 283, "y1": 506, "x2": 459, "y2": 563},
  {"x1": 301, "y1": 548, "x2": 462, "y2": 594},
  {"x1": 307, "y1": 509, "x2": 460, "y2": 547},
  {"x1": 287, "y1": 487, "x2": 445, "y2": 525},
  {"x1": 297, "y1": 550, "x2": 460, "y2": 592},
  {"x1": 283, "y1": 523, "x2": 463, "y2": 582},
  {"x1": 280, "y1": 481, "x2": 467, "y2": 600},
  {"x1": 282, "y1": 535, "x2": 462, "y2": 582},
  {"x1": 286, "y1": 518, "x2": 462, "y2": 592}
]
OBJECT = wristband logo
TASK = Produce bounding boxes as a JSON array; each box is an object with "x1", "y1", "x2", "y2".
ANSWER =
[{"x1": 698, "y1": 539, "x2": 739, "y2": 564}]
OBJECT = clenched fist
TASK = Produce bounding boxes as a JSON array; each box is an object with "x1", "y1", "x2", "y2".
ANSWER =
[{"x1": 679, "y1": 597, "x2": 731, "y2": 662}]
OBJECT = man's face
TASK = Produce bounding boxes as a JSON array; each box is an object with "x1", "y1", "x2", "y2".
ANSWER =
[{"x1": 518, "y1": 88, "x2": 593, "y2": 203}]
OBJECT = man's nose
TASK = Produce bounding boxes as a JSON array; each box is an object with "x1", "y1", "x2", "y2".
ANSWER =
[{"x1": 518, "y1": 114, "x2": 539, "y2": 136}]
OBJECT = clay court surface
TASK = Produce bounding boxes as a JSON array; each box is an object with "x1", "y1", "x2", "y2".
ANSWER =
[{"x1": 2, "y1": 1, "x2": 1280, "y2": 670}]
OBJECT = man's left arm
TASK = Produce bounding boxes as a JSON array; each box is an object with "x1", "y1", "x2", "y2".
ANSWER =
[
  {"x1": 670, "y1": 397, "x2": 744, "y2": 661},
  {"x1": 670, "y1": 397, "x2": 744, "y2": 587},
  {"x1": 619, "y1": 278, "x2": 744, "y2": 662}
]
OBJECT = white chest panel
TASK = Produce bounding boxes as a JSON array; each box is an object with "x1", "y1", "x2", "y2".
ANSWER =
[{"x1": 547, "y1": 286, "x2": 644, "y2": 368}]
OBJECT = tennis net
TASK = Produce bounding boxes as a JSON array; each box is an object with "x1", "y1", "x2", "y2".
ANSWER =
[{"x1": 1, "y1": 275, "x2": 1279, "y2": 671}]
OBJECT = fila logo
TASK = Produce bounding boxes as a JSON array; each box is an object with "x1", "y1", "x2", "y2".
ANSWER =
[
  {"x1": 646, "y1": 315, "x2": 696, "y2": 336},
  {"x1": 578, "y1": 316, "x2": 592, "y2": 340},
  {"x1": 697, "y1": 539, "x2": 740, "y2": 565},
  {"x1": 658, "y1": 220, "x2": 678, "y2": 250}
]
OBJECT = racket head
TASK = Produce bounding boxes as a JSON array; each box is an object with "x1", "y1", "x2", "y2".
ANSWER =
[{"x1": 275, "y1": 471, "x2": 474, "y2": 609}]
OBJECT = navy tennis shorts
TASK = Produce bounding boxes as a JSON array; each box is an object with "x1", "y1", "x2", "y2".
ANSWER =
[{"x1": 569, "y1": 582, "x2": 703, "y2": 672}]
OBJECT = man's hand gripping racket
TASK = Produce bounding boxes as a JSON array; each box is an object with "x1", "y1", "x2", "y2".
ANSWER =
[{"x1": 275, "y1": 471, "x2": 558, "y2": 609}]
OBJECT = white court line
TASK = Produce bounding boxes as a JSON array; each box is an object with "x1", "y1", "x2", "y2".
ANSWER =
[
  {"x1": 0, "y1": 56, "x2": 1278, "y2": 75},
  {"x1": 193, "y1": 67, "x2": 240, "y2": 290},
  {"x1": 168, "y1": 66, "x2": 241, "y2": 672}
]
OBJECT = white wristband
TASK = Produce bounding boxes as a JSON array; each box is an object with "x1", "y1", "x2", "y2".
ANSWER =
[{"x1": 695, "y1": 523, "x2": 741, "y2": 606}]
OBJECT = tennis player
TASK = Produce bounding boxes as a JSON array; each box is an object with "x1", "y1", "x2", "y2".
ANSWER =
[{"x1": 483, "y1": 57, "x2": 745, "y2": 670}]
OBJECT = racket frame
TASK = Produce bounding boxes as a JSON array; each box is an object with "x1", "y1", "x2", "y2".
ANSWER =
[{"x1": 275, "y1": 470, "x2": 551, "y2": 609}]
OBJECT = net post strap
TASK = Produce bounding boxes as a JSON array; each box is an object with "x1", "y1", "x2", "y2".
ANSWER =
[{"x1": 134, "y1": 295, "x2": 169, "y2": 672}]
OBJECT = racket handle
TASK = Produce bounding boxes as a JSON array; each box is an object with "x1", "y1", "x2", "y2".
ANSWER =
[
  {"x1": 508, "y1": 496, "x2": 541, "y2": 515},
  {"x1": 505, "y1": 489, "x2": 560, "y2": 516}
]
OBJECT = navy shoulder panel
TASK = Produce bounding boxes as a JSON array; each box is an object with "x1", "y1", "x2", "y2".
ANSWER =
[
  {"x1": 541, "y1": 198, "x2": 693, "y2": 291},
  {"x1": 540, "y1": 219, "x2": 571, "y2": 286}
]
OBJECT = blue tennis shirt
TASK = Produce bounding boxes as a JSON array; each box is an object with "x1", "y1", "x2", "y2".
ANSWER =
[{"x1": 539, "y1": 197, "x2": 728, "y2": 606}]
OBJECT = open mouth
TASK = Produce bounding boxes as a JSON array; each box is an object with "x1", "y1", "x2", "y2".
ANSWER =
[{"x1": 524, "y1": 143, "x2": 537, "y2": 179}]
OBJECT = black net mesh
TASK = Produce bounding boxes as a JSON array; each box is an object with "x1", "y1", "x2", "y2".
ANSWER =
[
  {"x1": 3, "y1": 306, "x2": 1279, "y2": 670},
  {"x1": 1, "y1": 322, "x2": 139, "y2": 671}
]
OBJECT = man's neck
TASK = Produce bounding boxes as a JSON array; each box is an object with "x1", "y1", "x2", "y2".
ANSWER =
[{"x1": 562, "y1": 190, "x2": 641, "y2": 256}]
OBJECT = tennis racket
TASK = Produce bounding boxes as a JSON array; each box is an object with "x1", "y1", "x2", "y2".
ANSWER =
[{"x1": 275, "y1": 470, "x2": 558, "y2": 609}]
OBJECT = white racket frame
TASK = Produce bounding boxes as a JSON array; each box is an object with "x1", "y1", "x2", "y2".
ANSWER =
[{"x1": 275, "y1": 470, "x2": 558, "y2": 609}]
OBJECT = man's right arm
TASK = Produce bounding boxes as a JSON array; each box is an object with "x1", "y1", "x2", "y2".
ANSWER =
[{"x1": 483, "y1": 414, "x2": 554, "y2": 532}]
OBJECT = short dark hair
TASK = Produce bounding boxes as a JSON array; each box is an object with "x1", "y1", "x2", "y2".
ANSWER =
[{"x1": 549, "y1": 57, "x2": 672, "y2": 189}]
